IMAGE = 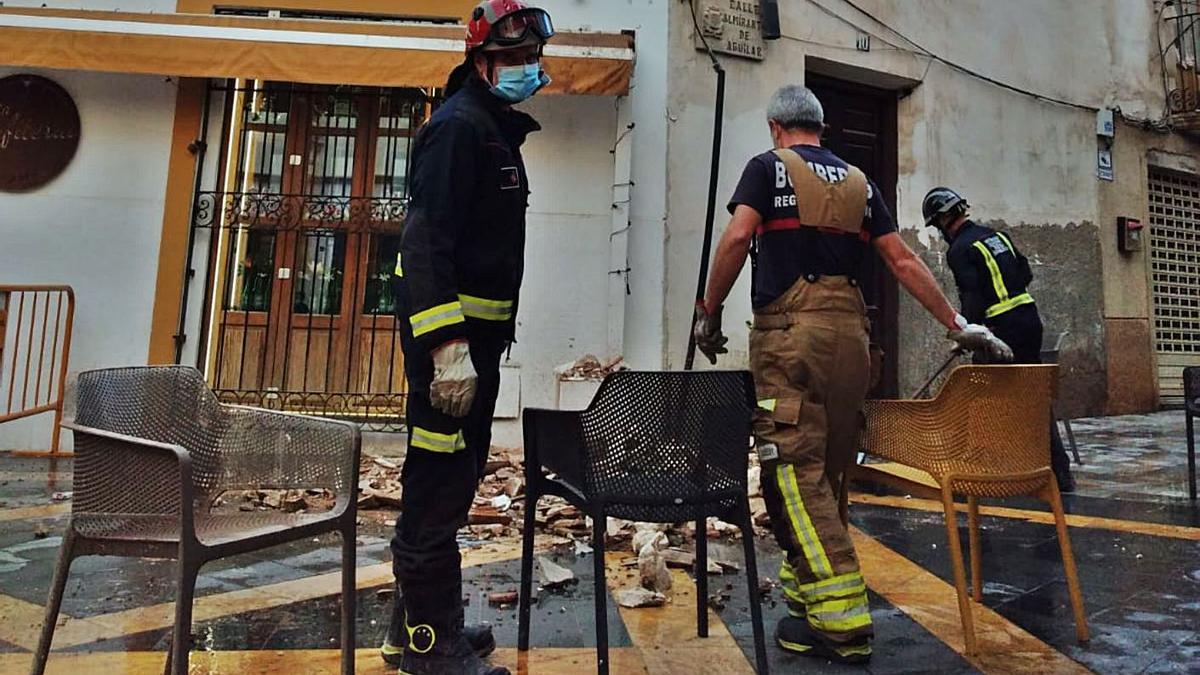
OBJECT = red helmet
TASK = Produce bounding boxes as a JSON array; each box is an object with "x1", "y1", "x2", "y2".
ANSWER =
[{"x1": 465, "y1": 0, "x2": 554, "y2": 53}]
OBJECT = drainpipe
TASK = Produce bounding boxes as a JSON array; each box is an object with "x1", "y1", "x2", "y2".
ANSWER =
[
  {"x1": 683, "y1": 41, "x2": 726, "y2": 371},
  {"x1": 683, "y1": 0, "x2": 780, "y2": 370},
  {"x1": 173, "y1": 81, "x2": 212, "y2": 364}
]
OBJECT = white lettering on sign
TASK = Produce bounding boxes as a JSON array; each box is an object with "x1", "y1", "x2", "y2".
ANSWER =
[{"x1": 698, "y1": 0, "x2": 766, "y2": 62}]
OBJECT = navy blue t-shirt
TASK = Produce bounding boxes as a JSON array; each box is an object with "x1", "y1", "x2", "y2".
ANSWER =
[{"x1": 728, "y1": 144, "x2": 897, "y2": 308}]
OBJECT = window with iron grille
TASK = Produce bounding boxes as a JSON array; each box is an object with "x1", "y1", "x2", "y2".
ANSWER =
[{"x1": 191, "y1": 79, "x2": 438, "y2": 429}]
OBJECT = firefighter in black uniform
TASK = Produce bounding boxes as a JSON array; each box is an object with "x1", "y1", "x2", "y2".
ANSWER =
[
  {"x1": 380, "y1": 3, "x2": 555, "y2": 674},
  {"x1": 923, "y1": 187, "x2": 1075, "y2": 492}
]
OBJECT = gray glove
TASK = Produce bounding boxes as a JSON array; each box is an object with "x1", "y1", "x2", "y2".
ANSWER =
[
  {"x1": 948, "y1": 316, "x2": 1014, "y2": 363},
  {"x1": 430, "y1": 340, "x2": 477, "y2": 418},
  {"x1": 693, "y1": 302, "x2": 729, "y2": 365}
]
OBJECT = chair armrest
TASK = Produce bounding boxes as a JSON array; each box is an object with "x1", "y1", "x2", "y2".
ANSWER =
[
  {"x1": 217, "y1": 406, "x2": 362, "y2": 505},
  {"x1": 62, "y1": 421, "x2": 196, "y2": 537},
  {"x1": 523, "y1": 408, "x2": 586, "y2": 490}
]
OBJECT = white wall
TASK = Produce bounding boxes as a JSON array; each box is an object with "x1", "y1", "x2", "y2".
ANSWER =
[
  {"x1": 655, "y1": 0, "x2": 1167, "y2": 391},
  {"x1": 547, "y1": 0, "x2": 671, "y2": 370},
  {"x1": 494, "y1": 94, "x2": 618, "y2": 443},
  {"x1": 0, "y1": 68, "x2": 177, "y2": 450}
]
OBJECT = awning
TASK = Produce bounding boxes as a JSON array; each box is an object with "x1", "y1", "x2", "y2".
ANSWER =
[{"x1": 0, "y1": 8, "x2": 634, "y2": 96}]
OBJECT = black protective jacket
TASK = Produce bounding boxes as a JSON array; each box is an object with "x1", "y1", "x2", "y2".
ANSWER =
[
  {"x1": 396, "y1": 75, "x2": 540, "y2": 350},
  {"x1": 946, "y1": 220, "x2": 1036, "y2": 325}
]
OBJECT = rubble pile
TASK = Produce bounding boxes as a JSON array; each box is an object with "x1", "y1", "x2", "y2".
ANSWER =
[
  {"x1": 214, "y1": 488, "x2": 337, "y2": 513},
  {"x1": 230, "y1": 444, "x2": 775, "y2": 610},
  {"x1": 554, "y1": 354, "x2": 626, "y2": 380}
]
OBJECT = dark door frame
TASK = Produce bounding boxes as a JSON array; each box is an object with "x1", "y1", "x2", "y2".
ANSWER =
[{"x1": 805, "y1": 72, "x2": 901, "y2": 398}]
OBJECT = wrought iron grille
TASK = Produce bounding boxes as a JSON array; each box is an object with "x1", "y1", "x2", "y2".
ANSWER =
[
  {"x1": 1167, "y1": 0, "x2": 1200, "y2": 114},
  {"x1": 187, "y1": 80, "x2": 438, "y2": 430}
]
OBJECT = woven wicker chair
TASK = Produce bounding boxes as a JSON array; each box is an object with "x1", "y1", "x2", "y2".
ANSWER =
[
  {"x1": 854, "y1": 365, "x2": 1088, "y2": 654},
  {"x1": 1185, "y1": 366, "x2": 1198, "y2": 500},
  {"x1": 517, "y1": 371, "x2": 768, "y2": 675},
  {"x1": 32, "y1": 366, "x2": 361, "y2": 675}
]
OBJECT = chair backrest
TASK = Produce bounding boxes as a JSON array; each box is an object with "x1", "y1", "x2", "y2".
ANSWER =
[
  {"x1": 1040, "y1": 330, "x2": 1068, "y2": 364},
  {"x1": 1185, "y1": 367, "x2": 1200, "y2": 413},
  {"x1": 73, "y1": 366, "x2": 228, "y2": 492},
  {"x1": 869, "y1": 365, "x2": 1057, "y2": 486},
  {"x1": 575, "y1": 370, "x2": 755, "y2": 502}
]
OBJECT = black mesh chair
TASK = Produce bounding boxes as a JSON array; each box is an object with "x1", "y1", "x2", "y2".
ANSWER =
[
  {"x1": 33, "y1": 366, "x2": 361, "y2": 675},
  {"x1": 1185, "y1": 367, "x2": 1198, "y2": 500},
  {"x1": 517, "y1": 370, "x2": 769, "y2": 675}
]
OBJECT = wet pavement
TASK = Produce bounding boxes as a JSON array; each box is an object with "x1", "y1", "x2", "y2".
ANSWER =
[{"x1": 0, "y1": 411, "x2": 1197, "y2": 674}]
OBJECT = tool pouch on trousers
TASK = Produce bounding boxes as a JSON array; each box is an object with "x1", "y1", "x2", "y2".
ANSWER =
[{"x1": 755, "y1": 394, "x2": 826, "y2": 465}]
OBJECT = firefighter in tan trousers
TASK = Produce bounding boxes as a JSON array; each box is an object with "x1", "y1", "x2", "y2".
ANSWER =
[{"x1": 693, "y1": 85, "x2": 1013, "y2": 663}]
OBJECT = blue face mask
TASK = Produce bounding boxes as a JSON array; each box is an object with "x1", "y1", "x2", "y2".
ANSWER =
[{"x1": 490, "y1": 62, "x2": 551, "y2": 103}]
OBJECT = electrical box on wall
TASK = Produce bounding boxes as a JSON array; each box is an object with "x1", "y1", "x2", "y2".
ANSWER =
[{"x1": 1118, "y1": 216, "x2": 1143, "y2": 253}]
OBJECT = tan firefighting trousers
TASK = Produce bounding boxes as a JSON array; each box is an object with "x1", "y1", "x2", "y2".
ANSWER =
[{"x1": 752, "y1": 275, "x2": 873, "y2": 645}]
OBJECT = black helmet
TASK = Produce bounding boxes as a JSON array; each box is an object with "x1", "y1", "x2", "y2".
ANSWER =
[{"x1": 922, "y1": 187, "x2": 968, "y2": 227}]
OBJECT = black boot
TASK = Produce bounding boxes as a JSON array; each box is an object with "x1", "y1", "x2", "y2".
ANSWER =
[
  {"x1": 775, "y1": 615, "x2": 872, "y2": 664},
  {"x1": 399, "y1": 632, "x2": 508, "y2": 675},
  {"x1": 381, "y1": 594, "x2": 496, "y2": 666}
]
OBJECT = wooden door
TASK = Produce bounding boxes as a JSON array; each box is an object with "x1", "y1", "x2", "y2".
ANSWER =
[{"x1": 806, "y1": 73, "x2": 900, "y2": 398}]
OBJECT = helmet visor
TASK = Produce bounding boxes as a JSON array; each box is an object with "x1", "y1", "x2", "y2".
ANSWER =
[{"x1": 489, "y1": 8, "x2": 555, "y2": 46}]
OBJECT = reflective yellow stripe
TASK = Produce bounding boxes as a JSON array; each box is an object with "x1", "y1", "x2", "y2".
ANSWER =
[
  {"x1": 394, "y1": 252, "x2": 403, "y2": 277},
  {"x1": 777, "y1": 465, "x2": 834, "y2": 579},
  {"x1": 777, "y1": 639, "x2": 815, "y2": 654},
  {"x1": 985, "y1": 292, "x2": 1035, "y2": 318},
  {"x1": 808, "y1": 595, "x2": 872, "y2": 633},
  {"x1": 410, "y1": 427, "x2": 467, "y2": 453},
  {"x1": 795, "y1": 571, "x2": 867, "y2": 604},
  {"x1": 458, "y1": 294, "x2": 514, "y2": 321},
  {"x1": 995, "y1": 231, "x2": 1016, "y2": 252},
  {"x1": 973, "y1": 238, "x2": 1035, "y2": 319},
  {"x1": 410, "y1": 302, "x2": 465, "y2": 338},
  {"x1": 834, "y1": 643, "x2": 873, "y2": 657},
  {"x1": 757, "y1": 398, "x2": 778, "y2": 412},
  {"x1": 973, "y1": 239, "x2": 1010, "y2": 304}
]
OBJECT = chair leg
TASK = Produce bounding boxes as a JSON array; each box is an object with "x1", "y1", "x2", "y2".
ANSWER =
[
  {"x1": 1187, "y1": 412, "x2": 1196, "y2": 501},
  {"x1": 592, "y1": 511, "x2": 609, "y2": 675},
  {"x1": 341, "y1": 525, "x2": 356, "y2": 675},
  {"x1": 31, "y1": 530, "x2": 75, "y2": 675},
  {"x1": 941, "y1": 487, "x2": 977, "y2": 655},
  {"x1": 739, "y1": 509, "x2": 770, "y2": 675},
  {"x1": 1045, "y1": 483, "x2": 1090, "y2": 644},
  {"x1": 1063, "y1": 417, "x2": 1082, "y2": 466},
  {"x1": 518, "y1": 492, "x2": 539, "y2": 651},
  {"x1": 696, "y1": 516, "x2": 709, "y2": 639},
  {"x1": 168, "y1": 558, "x2": 199, "y2": 675},
  {"x1": 967, "y1": 496, "x2": 982, "y2": 602}
]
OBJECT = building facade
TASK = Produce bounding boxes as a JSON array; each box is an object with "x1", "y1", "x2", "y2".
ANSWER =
[{"x1": 1, "y1": 0, "x2": 1198, "y2": 449}]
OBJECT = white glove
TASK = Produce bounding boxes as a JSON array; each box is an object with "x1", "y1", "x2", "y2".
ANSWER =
[
  {"x1": 430, "y1": 340, "x2": 477, "y2": 418},
  {"x1": 947, "y1": 314, "x2": 1014, "y2": 363}
]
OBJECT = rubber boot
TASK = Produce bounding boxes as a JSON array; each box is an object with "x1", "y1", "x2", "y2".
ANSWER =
[
  {"x1": 381, "y1": 594, "x2": 496, "y2": 666},
  {"x1": 775, "y1": 615, "x2": 872, "y2": 664}
]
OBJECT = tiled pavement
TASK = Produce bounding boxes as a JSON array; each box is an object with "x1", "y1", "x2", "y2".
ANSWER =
[{"x1": 0, "y1": 411, "x2": 1197, "y2": 674}]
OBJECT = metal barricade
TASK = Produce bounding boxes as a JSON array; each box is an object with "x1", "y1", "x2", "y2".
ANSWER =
[{"x1": 0, "y1": 285, "x2": 75, "y2": 456}]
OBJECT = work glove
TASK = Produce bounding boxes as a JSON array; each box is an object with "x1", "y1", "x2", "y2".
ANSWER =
[
  {"x1": 429, "y1": 340, "x2": 477, "y2": 418},
  {"x1": 693, "y1": 301, "x2": 729, "y2": 365},
  {"x1": 947, "y1": 315, "x2": 1014, "y2": 363}
]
